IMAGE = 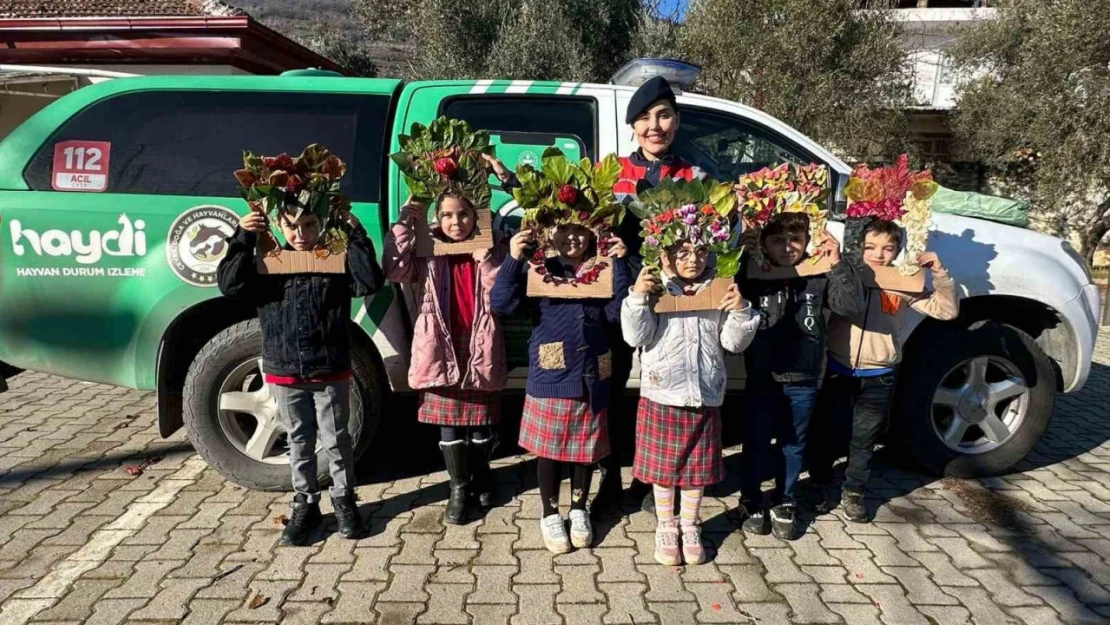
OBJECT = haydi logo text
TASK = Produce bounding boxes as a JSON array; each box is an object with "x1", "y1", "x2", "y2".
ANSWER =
[{"x1": 10, "y1": 214, "x2": 147, "y2": 265}]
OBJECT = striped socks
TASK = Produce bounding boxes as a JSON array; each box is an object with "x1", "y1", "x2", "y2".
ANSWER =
[
  {"x1": 653, "y1": 485, "x2": 676, "y2": 524},
  {"x1": 680, "y1": 488, "x2": 703, "y2": 528}
]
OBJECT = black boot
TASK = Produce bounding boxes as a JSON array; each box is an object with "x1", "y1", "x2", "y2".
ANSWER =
[
  {"x1": 440, "y1": 440, "x2": 470, "y2": 525},
  {"x1": 470, "y1": 434, "x2": 498, "y2": 509},
  {"x1": 841, "y1": 489, "x2": 868, "y2": 523},
  {"x1": 281, "y1": 493, "x2": 322, "y2": 546},
  {"x1": 331, "y1": 492, "x2": 363, "y2": 539}
]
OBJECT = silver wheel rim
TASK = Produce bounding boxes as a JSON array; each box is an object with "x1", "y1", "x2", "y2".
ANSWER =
[
  {"x1": 931, "y1": 355, "x2": 1029, "y2": 455},
  {"x1": 217, "y1": 358, "x2": 298, "y2": 465}
]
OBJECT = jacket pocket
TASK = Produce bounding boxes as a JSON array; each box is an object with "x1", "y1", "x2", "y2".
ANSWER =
[
  {"x1": 538, "y1": 342, "x2": 567, "y2": 370},
  {"x1": 598, "y1": 352, "x2": 612, "y2": 381}
]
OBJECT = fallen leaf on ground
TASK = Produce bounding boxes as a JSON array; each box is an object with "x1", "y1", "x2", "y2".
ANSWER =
[
  {"x1": 124, "y1": 466, "x2": 143, "y2": 477},
  {"x1": 712, "y1": 603, "x2": 722, "y2": 612},
  {"x1": 249, "y1": 593, "x2": 269, "y2": 609},
  {"x1": 275, "y1": 515, "x2": 288, "y2": 526}
]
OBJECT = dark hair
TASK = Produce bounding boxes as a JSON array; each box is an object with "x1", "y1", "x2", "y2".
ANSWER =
[
  {"x1": 435, "y1": 192, "x2": 475, "y2": 216},
  {"x1": 760, "y1": 212, "x2": 810, "y2": 242},
  {"x1": 861, "y1": 219, "x2": 903, "y2": 250}
]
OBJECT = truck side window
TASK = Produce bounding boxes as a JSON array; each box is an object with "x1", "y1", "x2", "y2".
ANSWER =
[
  {"x1": 440, "y1": 96, "x2": 597, "y2": 161},
  {"x1": 674, "y1": 107, "x2": 822, "y2": 182},
  {"x1": 24, "y1": 91, "x2": 391, "y2": 202}
]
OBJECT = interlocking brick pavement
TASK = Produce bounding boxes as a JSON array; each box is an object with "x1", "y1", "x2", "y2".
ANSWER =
[{"x1": 0, "y1": 330, "x2": 1109, "y2": 624}]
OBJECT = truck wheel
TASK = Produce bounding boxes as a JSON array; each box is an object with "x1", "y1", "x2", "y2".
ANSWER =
[
  {"x1": 895, "y1": 322, "x2": 1055, "y2": 477},
  {"x1": 183, "y1": 319, "x2": 382, "y2": 490}
]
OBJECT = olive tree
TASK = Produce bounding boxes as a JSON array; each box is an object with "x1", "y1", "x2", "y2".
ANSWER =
[
  {"x1": 677, "y1": 0, "x2": 915, "y2": 160},
  {"x1": 949, "y1": 0, "x2": 1110, "y2": 263},
  {"x1": 354, "y1": 0, "x2": 641, "y2": 82}
]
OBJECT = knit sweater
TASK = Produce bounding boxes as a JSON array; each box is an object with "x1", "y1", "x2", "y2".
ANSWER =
[{"x1": 490, "y1": 255, "x2": 632, "y2": 413}]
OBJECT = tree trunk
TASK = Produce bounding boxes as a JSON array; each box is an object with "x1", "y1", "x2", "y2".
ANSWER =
[
  {"x1": 1077, "y1": 201, "x2": 1110, "y2": 266},
  {"x1": 1079, "y1": 225, "x2": 1108, "y2": 267}
]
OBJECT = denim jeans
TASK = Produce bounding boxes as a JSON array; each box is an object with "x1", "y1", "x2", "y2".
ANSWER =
[
  {"x1": 809, "y1": 372, "x2": 895, "y2": 493},
  {"x1": 741, "y1": 377, "x2": 818, "y2": 507},
  {"x1": 271, "y1": 380, "x2": 354, "y2": 503}
]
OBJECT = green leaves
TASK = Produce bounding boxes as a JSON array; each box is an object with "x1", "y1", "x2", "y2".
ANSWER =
[{"x1": 716, "y1": 247, "x2": 743, "y2": 279}]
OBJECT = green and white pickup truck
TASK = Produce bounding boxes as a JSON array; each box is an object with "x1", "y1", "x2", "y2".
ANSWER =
[{"x1": 0, "y1": 68, "x2": 1100, "y2": 489}]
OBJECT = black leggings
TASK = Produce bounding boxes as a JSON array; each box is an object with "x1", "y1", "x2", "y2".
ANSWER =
[
  {"x1": 537, "y1": 458, "x2": 594, "y2": 517},
  {"x1": 440, "y1": 425, "x2": 492, "y2": 443}
]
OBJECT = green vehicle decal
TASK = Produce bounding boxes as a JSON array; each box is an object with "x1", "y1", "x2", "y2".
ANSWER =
[{"x1": 0, "y1": 75, "x2": 401, "y2": 390}]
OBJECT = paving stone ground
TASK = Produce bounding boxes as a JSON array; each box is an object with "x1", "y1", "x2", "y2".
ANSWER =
[{"x1": 0, "y1": 331, "x2": 1109, "y2": 624}]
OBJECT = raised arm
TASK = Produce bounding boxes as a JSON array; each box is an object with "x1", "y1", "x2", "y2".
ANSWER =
[
  {"x1": 605, "y1": 256, "x2": 633, "y2": 324},
  {"x1": 825, "y1": 259, "x2": 867, "y2": 318},
  {"x1": 382, "y1": 202, "x2": 423, "y2": 284},
  {"x1": 345, "y1": 223, "x2": 383, "y2": 298},
  {"x1": 908, "y1": 253, "x2": 959, "y2": 321},
  {"x1": 217, "y1": 217, "x2": 264, "y2": 301},
  {"x1": 621, "y1": 267, "x2": 660, "y2": 348}
]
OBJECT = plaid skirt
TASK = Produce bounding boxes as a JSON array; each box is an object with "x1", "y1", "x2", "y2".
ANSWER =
[
  {"x1": 632, "y1": 398, "x2": 724, "y2": 488},
  {"x1": 417, "y1": 330, "x2": 500, "y2": 427},
  {"x1": 518, "y1": 395, "x2": 610, "y2": 463}
]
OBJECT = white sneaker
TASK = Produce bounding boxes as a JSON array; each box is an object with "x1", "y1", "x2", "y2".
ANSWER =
[
  {"x1": 540, "y1": 514, "x2": 571, "y2": 554},
  {"x1": 568, "y1": 509, "x2": 592, "y2": 548}
]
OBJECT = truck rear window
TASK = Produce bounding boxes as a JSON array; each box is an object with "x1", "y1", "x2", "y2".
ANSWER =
[
  {"x1": 441, "y1": 96, "x2": 597, "y2": 161},
  {"x1": 24, "y1": 91, "x2": 392, "y2": 202}
]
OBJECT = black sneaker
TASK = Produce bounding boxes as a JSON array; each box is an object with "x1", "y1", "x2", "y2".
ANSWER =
[
  {"x1": 741, "y1": 503, "x2": 771, "y2": 536},
  {"x1": 771, "y1": 503, "x2": 798, "y2": 541},
  {"x1": 332, "y1": 493, "x2": 363, "y2": 539},
  {"x1": 281, "y1": 493, "x2": 322, "y2": 546},
  {"x1": 841, "y1": 490, "x2": 868, "y2": 524}
]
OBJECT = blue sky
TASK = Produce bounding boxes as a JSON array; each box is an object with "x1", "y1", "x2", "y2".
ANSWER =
[{"x1": 659, "y1": 0, "x2": 689, "y2": 19}]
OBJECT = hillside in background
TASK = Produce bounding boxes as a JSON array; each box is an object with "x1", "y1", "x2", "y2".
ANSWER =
[{"x1": 234, "y1": 0, "x2": 410, "y2": 77}]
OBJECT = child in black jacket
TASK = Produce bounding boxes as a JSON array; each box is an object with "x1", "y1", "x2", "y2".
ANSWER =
[
  {"x1": 737, "y1": 213, "x2": 865, "y2": 540},
  {"x1": 218, "y1": 206, "x2": 382, "y2": 546}
]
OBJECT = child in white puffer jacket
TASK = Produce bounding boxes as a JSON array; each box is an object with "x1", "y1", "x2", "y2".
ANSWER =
[{"x1": 622, "y1": 242, "x2": 759, "y2": 566}]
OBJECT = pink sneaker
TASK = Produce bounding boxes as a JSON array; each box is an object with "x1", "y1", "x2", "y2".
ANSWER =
[
  {"x1": 681, "y1": 524, "x2": 706, "y2": 565},
  {"x1": 654, "y1": 520, "x2": 681, "y2": 566}
]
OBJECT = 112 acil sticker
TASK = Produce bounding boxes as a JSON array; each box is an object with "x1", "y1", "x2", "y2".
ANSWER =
[{"x1": 52, "y1": 140, "x2": 111, "y2": 192}]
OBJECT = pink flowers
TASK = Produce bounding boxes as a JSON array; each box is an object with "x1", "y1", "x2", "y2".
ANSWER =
[{"x1": 847, "y1": 198, "x2": 905, "y2": 221}]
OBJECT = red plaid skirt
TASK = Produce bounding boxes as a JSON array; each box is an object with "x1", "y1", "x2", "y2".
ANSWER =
[
  {"x1": 518, "y1": 395, "x2": 610, "y2": 463},
  {"x1": 417, "y1": 330, "x2": 500, "y2": 426},
  {"x1": 632, "y1": 398, "x2": 724, "y2": 488}
]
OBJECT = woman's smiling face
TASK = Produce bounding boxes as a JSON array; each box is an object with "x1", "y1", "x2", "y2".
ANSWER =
[{"x1": 633, "y1": 101, "x2": 679, "y2": 158}]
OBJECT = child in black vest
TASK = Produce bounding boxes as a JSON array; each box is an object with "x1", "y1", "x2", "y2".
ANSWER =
[{"x1": 737, "y1": 213, "x2": 865, "y2": 540}]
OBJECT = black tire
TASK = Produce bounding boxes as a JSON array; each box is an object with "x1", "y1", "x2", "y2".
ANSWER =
[
  {"x1": 895, "y1": 322, "x2": 1055, "y2": 477},
  {"x1": 183, "y1": 319, "x2": 383, "y2": 490}
]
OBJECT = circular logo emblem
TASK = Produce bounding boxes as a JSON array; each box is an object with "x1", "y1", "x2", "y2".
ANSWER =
[
  {"x1": 516, "y1": 150, "x2": 539, "y2": 168},
  {"x1": 167, "y1": 205, "x2": 240, "y2": 287}
]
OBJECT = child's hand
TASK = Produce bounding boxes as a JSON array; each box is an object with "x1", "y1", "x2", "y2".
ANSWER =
[
  {"x1": 239, "y1": 213, "x2": 268, "y2": 233},
  {"x1": 510, "y1": 230, "x2": 534, "y2": 261},
  {"x1": 606, "y1": 236, "x2": 628, "y2": 259},
  {"x1": 341, "y1": 212, "x2": 362, "y2": 230},
  {"x1": 481, "y1": 153, "x2": 511, "y2": 183},
  {"x1": 473, "y1": 247, "x2": 492, "y2": 264},
  {"x1": 817, "y1": 230, "x2": 841, "y2": 264},
  {"x1": 917, "y1": 252, "x2": 945, "y2": 272},
  {"x1": 633, "y1": 266, "x2": 659, "y2": 295},
  {"x1": 718, "y1": 283, "x2": 745, "y2": 312},
  {"x1": 400, "y1": 200, "x2": 425, "y2": 225}
]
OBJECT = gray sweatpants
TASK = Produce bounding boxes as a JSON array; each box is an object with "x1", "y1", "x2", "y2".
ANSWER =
[{"x1": 271, "y1": 380, "x2": 354, "y2": 503}]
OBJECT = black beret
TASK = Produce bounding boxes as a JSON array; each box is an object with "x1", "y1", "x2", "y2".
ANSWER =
[{"x1": 625, "y1": 76, "x2": 678, "y2": 124}]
